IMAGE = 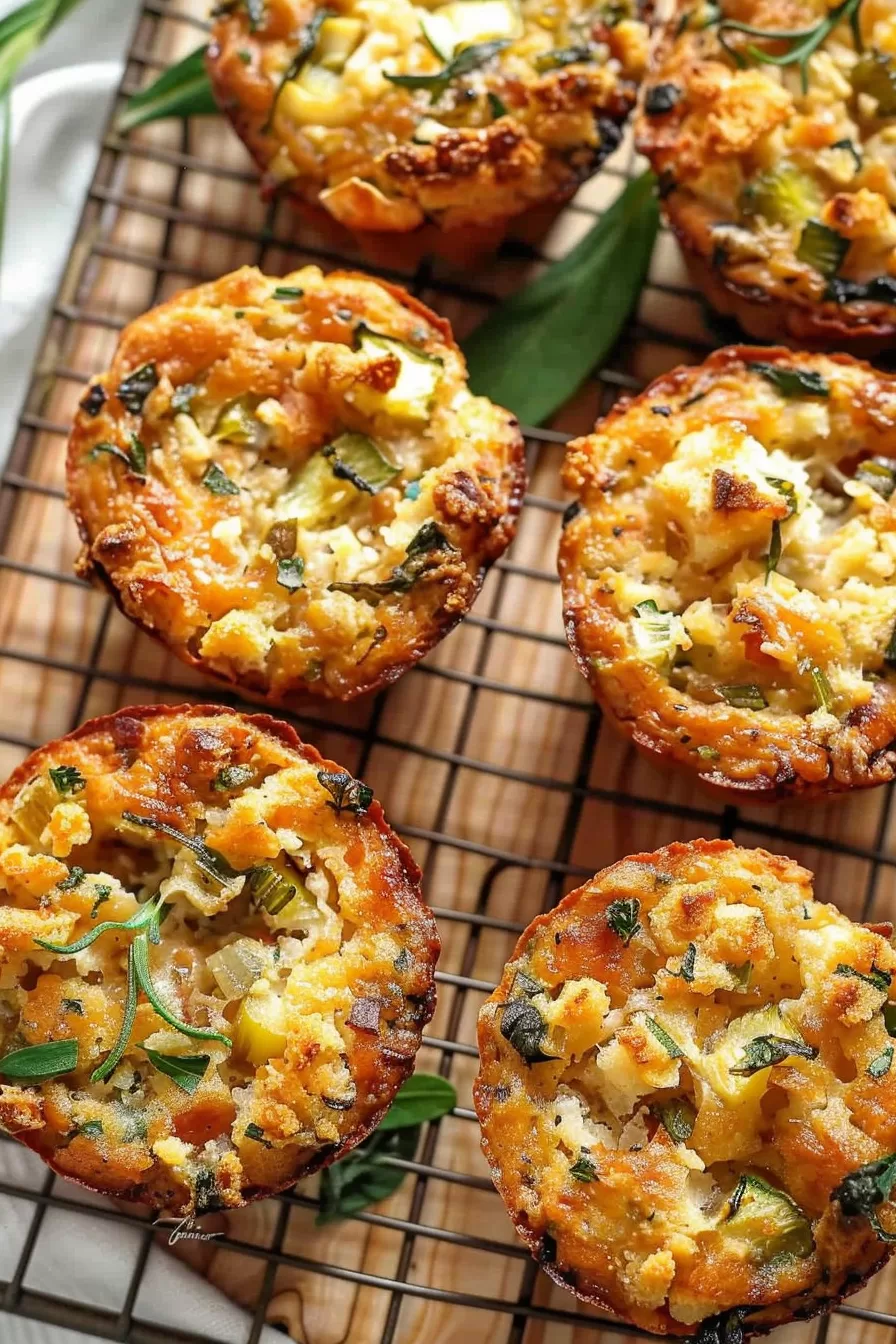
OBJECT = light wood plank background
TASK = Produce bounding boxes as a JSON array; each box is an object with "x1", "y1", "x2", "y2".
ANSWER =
[{"x1": 3, "y1": 3, "x2": 896, "y2": 1343}]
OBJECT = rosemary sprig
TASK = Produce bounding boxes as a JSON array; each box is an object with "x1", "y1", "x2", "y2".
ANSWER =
[{"x1": 714, "y1": 0, "x2": 863, "y2": 95}]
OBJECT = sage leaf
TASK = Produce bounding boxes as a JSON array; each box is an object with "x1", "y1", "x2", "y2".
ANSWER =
[
  {"x1": 143, "y1": 1046, "x2": 210, "y2": 1094},
  {"x1": 377, "y1": 1073, "x2": 456, "y2": 1130},
  {"x1": 606, "y1": 897, "x2": 640, "y2": 946},
  {"x1": 462, "y1": 171, "x2": 659, "y2": 426},
  {"x1": 118, "y1": 46, "x2": 217, "y2": 133},
  {"x1": 0, "y1": 1037, "x2": 78, "y2": 1082},
  {"x1": 730, "y1": 1033, "x2": 817, "y2": 1076}
]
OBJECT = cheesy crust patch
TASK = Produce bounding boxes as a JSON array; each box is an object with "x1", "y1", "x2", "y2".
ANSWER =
[
  {"x1": 0, "y1": 705, "x2": 438, "y2": 1216},
  {"x1": 475, "y1": 840, "x2": 896, "y2": 1334},
  {"x1": 637, "y1": 0, "x2": 896, "y2": 350},
  {"x1": 560, "y1": 346, "x2": 896, "y2": 801},
  {"x1": 66, "y1": 266, "x2": 524, "y2": 702},
  {"x1": 206, "y1": 0, "x2": 648, "y2": 243}
]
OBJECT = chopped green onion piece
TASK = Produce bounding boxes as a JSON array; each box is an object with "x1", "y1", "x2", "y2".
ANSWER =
[
  {"x1": 49, "y1": 765, "x2": 86, "y2": 795},
  {"x1": 718, "y1": 684, "x2": 767, "y2": 710},
  {"x1": 796, "y1": 219, "x2": 849, "y2": 278}
]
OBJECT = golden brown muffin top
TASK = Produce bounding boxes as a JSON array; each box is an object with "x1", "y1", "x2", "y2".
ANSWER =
[
  {"x1": 207, "y1": 0, "x2": 649, "y2": 232},
  {"x1": 0, "y1": 705, "x2": 438, "y2": 1215},
  {"x1": 67, "y1": 266, "x2": 524, "y2": 701},
  {"x1": 476, "y1": 840, "x2": 896, "y2": 1334},
  {"x1": 560, "y1": 346, "x2": 896, "y2": 800},
  {"x1": 638, "y1": 0, "x2": 896, "y2": 336}
]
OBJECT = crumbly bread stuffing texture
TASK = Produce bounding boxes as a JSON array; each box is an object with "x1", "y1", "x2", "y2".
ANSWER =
[
  {"x1": 66, "y1": 266, "x2": 524, "y2": 701},
  {"x1": 206, "y1": 0, "x2": 649, "y2": 235},
  {"x1": 637, "y1": 0, "x2": 896, "y2": 348},
  {"x1": 475, "y1": 840, "x2": 896, "y2": 1334},
  {"x1": 0, "y1": 705, "x2": 438, "y2": 1216},
  {"x1": 560, "y1": 346, "x2": 896, "y2": 800}
]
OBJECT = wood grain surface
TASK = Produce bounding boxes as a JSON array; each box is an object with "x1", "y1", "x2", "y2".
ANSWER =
[{"x1": 3, "y1": 4, "x2": 896, "y2": 1343}]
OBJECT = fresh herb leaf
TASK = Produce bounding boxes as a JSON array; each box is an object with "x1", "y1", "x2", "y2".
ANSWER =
[
  {"x1": 676, "y1": 943, "x2": 697, "y2": 982},
  {"x1": 765, "y1": 476, "x2": 798, "y2": 515},
  {"x1": 694, "y1": 1309, "x2": 747, "y2": 1344},
  {"x1": 836, "y1": 962, "x2": 892, "y2": 993},
  {"x1": 93, "y1": 945, "x2": 138, "y2": 1086},
  {"x1": 718, "y1": 683, "x2": 767, "y2": 710},
  {"x1": 644, "y1": 82, "x2": 681, "y2": 114},
  {"x1": 766, "y1": 519, "x2": 782, "y2": 581},
  {"x1": 827, "y1": 274, "x2": 896, "y2": 305},
  {"x1": 89, "y1": 436, "x2": 147, "y2": 479},
  {"x1": 323, "y1": 432, "x2": 400, "y2": 494},
  {"x1": 329, "y1": 520, "x2": 455, "y2": 603},
  {"x1": 317, "y1": 1124, "x2": 418, "y2": 1223},
  {"x1": 377, "y1": 1073, "x2": 456, "y2": 1131},
  {"x1": 118, "y1": 45, "x2": 218, "y2": 133},
  {"x1": 696, "y1": 744, "x2": 720, "y2": 760},
  {"x1": 606, "y1": 897, "x2": 641, "y2": 946},
  {"x1": 90, "y1": 887, "x2": 111, "y2": 919},
  {"x1": 121, "y1": 811, "x2": 241, "y2": 883},
  {"x1": 76, "y1": 1119, "x2": 104, "y2": 1137},
  {"x1": 885, "y1": 621, "x2": 896, "y2": 670},
  {"x1": 797, "y1": 218, "x2": 849, "y2": 277},
  {"x1": 117, "y1": 363, "x2": 158, "y2": 414},
  {"x1": 487, "y1": 90, "x2": 507, "y2": 117},
  {"x1": 244, "y1": 1121, "x2": 272, "y2": 1146},
  {"x1": 0, "y1": 1037, "x2": 78, "y2": 1082},
  {"x1": 463, "y1": 171, "x2": 659, "y2": 425},
  {"x1": 201, "y1": 461, "x2": 240, "y2": 495},
  {"x1": 49, "y1": 765, "x2": 85, "y2": 795},
  {"x1": 272, "y1": 285, "x2": 303, "y2": 300},
  {"x1": 276, "y1": 556, "x2": 305, "y2": 591},
  {"x1": 500, "y1": 997, "x2": 554, "y2": 1063},
  {"x1": 213, "y1": 765, "x2": 253, "y2": 793},
  {"x1": 133, "y1": 922, "x2": 231, "y2": 1047},
  {"x1": 263, "y1": 8, "x2": 332, "y2": 132},
  {"x1": 748, "y1": 362, "x2": 829, "y2": 398},
  {"x1": 385, "y1": 39, "x2": 509, "y2": 102},
  {"x1": 317, "y1": 769, "x2": 373, "y2": 815},
  {"x1": 798, "y1": 660, "x2": 834, "y2": 713},
  {"x1": 644, "y1": 1016, "x2": 683, "y2": 1058},
  {"x1": 656, "y1": 1097, "x2": 696, "y2": 1143},
  {"x1": 869, "y1": 1046, "x2": 894, "y2": 1078},
  {"x1": 569, "y1": 1153, "x2": 597, "y2": 1182},
  {"x1": 712, "y1": 0, "x2": 862, "y2": 95},
  {"x1": 35, "y1": 890, "x2": 163, "y2": 956},
  {"x1": 61, "y1": 998, "x2": 83, "y2": 1015},
  {"x1": 142, "y1": 1046, "x2": 210, "y2": 1094},
  {"x1": 80, "y1": 385, "x2": 106, "y2": 416},
  {"x1": 831, "y1": 1151, "x2": 896, "y2": 1243},
  {"x1": 57, "y1": 866, "x2": 85, "y2": 891},
  {"x1": 535, "y1": 45, "x2": 594, "y2": 72},
  {"x1": 730, "y1": 1033, "x2": 818, "y2": 1076}
]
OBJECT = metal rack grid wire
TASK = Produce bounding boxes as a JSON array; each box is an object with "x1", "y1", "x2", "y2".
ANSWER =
[{"x1": 2, "y1": 3, "x2": 896, "y2": 1343}]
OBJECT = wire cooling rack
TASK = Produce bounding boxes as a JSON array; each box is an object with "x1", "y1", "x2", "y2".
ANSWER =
[{"x1": 3, "y1": 4, "x2": 896, "y2": 1343}]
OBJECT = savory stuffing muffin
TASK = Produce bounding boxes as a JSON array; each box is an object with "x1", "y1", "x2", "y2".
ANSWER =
[
  {"x1": 637, "y1": 0, "x2": 896, "y2": 350},
  {"x1": 206, "y1": 0, "x2": 650, "y2": 262},
  {"x1": 67, "y1": 266, "x2": 524, "y2": 702},
  {"x1": 0, "y1": 704, "x2": 439, "y2": 1215},
  {"x1": 475, "y1": 840, "x2": 896, "y2": 1335},
  {"x1": 560, "y1": 346, "x2": 896, "y2": 801}
]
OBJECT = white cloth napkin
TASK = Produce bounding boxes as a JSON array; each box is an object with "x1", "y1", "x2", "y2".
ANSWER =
[{"x1": 0, "y1": 1138, "x2": 284, "y2": 1343}]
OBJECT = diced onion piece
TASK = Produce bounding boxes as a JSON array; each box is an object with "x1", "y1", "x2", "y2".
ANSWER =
[
  {"x1": 412, "y1": 117, "x2": 452, "y2": 143},
  {"x1": 233, "y1": 992, "x2": 288, "y2": 1066},
  {"x1": 11, "y1": 776, "x2": 56, "y2": 845},
  {"x1": 207, "y1": 938, "x2": 267, "y2": 1001},
  {"x1": 316, "y1": 16, "x2": 363, "y2": 71},
  {"x1": 432, "y1": 0, "x2": 522, "y2": 49},
  {"x1": 280, "y1": 66, "x2": 346, "y2": 127},
  {"x1": 353, "y1": 327, "x2": 443, "y2": 423},
  {"x1": 212, "y1": 396, "x2": 268, "y2": 449}
]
